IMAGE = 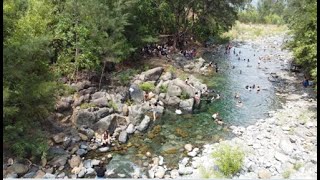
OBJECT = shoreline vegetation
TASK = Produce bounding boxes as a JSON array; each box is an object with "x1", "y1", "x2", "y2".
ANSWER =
[{"x1": 3, "y1": 0, "x2": 316, "y2": 179}]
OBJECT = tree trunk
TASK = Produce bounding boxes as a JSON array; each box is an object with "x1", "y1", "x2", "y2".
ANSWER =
[{"x1": 99, "y1": 61, "x2": 107, "y2": 90}]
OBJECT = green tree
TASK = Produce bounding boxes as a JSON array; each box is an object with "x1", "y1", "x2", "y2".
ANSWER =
[
  {"x1": 284, "y1": 0, "x2": 317, "y2": 87},
  {"x1": 3, "y1": 0, "x2": 57, "y2": 158}
]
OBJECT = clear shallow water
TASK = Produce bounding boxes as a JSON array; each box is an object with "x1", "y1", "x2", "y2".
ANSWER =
[{"x1": 88, "y1": 40, "x2": 286, "y2": 170}]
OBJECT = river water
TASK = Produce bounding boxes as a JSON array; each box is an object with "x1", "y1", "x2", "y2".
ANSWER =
[{"x1": 88, "y1": 37, "x2": 289, "y2": 172}]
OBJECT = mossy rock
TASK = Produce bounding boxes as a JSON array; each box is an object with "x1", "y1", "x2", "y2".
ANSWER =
[{"x1": 175, "y1": 128, "x2": 188, "y2": 138}]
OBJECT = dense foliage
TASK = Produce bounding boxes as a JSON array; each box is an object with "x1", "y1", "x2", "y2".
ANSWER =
[
  {"x1": 284, "y1": 0, "x2": 317, "y2": 87},
  {"x1": 238, "y1": 0, "x2": 286, "y2": 24}
]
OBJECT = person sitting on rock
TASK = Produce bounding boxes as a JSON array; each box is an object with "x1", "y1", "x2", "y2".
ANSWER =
[
  {"x1": 144, "y1": 91, "x2": 149, "y2": 102},
  {"x1": 95, "y1": 162, "x2": 106, "y2": 178},
  {"x1": 194, "y1": 92, "x2": 201, "y2": 105},
  {"x1": 102, "y1": 131, "x2": 111, "y2": 146}
]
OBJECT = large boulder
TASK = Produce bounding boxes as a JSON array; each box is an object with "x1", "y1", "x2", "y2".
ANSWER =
[
  {"x1": 118, "y1": 131, "x2": 128, "y2": 143},
  {"x1": 128, "y1": 105, "x2": 144, "y2": 125},
  {"x1": 94, "y1": 107, "x2": 113, "y2": 119},
  {"x1": 129, "y1": 84, "x2": 144, "y2": 104},
  {"x1": 71, "y1": 109, "x2": 97, "y2": 127},
  {"x1": 56, "y1": 101, "x2": 72, "y2": 113},
  {"x1": 179, "y1": 98, "x2": 194, "y2": 112},
  {"x1": 48, "y1": 155, "x2": 69, "y2": 166},
  {"x1": 167, "y1": 83, "x2": 182, "y2": 97},
  {"x1": 91, "y1": 97, "x2": 109, "y2": 107},
  {"x1": 72, "y1": 80, "x2": 91, "y2": 92},
  {"x1": 106, "y1": 155, "x2": 141, "y2": 178},
  {"x1": 126, "y1": 124, "x2": 135, "y2": 134},
  {"x1": 10, "y1": 163, "x2": 29, "y2": 175},
  {"x1": 91, "y1": 91, "x2": 107, "y2": 100},
  {"x1": 172, "y1": 78, "x2": 195, "y2": 97},
  {"x1": 188, "y1": 75, "x2": 207, "y2": 92},
  {"x1": 140, "y1": 67, "x2": 164, "y2": 81},
  {"x1": 93, "y1": 114, "x2": 128, "y2": 134},
  {"x1": 136, "y1": 115, "x2": 151, "y2": 132},
  {"x1": 164, "y1": 96, "x2": 181, "y2": 106},
  {"x1": 160, "y1": 71, "x2": 173, "y2": 81}
]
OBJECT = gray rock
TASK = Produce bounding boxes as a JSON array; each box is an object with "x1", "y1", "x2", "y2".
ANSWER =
[
  {"x1": 106, "y1": 155, "x2": 141, "y2": 178},
  {"x1": 72, "y1": 109, "x2": 97, "y2": 127},
  {"x1": 92, "y1": 91, "x2": 106, "y2": 100},
  {"x1": 52, "y1": 132, "x2": 66, "y2": 144},
  {"x1": 137, "y1": 115, "x2": 151, "y2": 132},
  {"x1": 23, "y1": 172, "x2": 36, "y2": 178},
  {"x1": 98, "y1": 147, "x2": 110, "y2": 152},
  {"x1": 91, "y1": 97, "x2": 109, "y2": 107},
  {"x1": 155, "y1": 166, "x2": 166, "y2": 179},
  {"x1": 258, "y1": 169, "x2": 272, "y2": 179},
  {"x1": 129, "y1": 84, "x2": 144, "y2": 104},
  {"x1": 68, "y1": 155, "x2": 81, "y2": 168},
  {"x1": 73, "y1": 80, "x2": 91, "y2": 91},
  {"x1": 11, "y1": 163, "x2": 29, "y2": 175},
  {"x1": 274, "y1": 152, "x2": 289, "y2": 163},
  {"x1": 165, "y1": 95, "x2": 181, "y2": 106},
  {"x1": 43, "y1": 173, "x2": 56, "y2": 179},
  {"x1": 172, "y1": 78, "x2": 195, "y2": 97},
  {"x1": 6, "y1": 173, "x2": 18, "y2": 178},
  {"x1": 76, "y1": 149, "x2": 87, "y2": 156},
  {"x1": 126, "y1": 124, "x2": 135, "y2": 134},
  {"x1": 85, "y1": 168, "x2": 96, "y2": 178},
  {"x1": 179, "y1": 98, "x2": 194, "y2": 112},
  {"x1": 184, "y1": 144, "x2": 193, "y2": 152},
  {"x1": 57, "y1": 172, "x2": 65, "y2": 178},
  {"x1": 83, "y1": 159, "x2": 92, "y2": 169},
  {"x1": 92, "y1": 114, "x2": 120, "y2": 134},
  {"x1": 118, "y1": 131, "x2": 128, "y2": 143},
  {"x1": 95, "y1": 108, "x2": 113, "y2": 119},
  {"x1": 128, "y1": 105, "x2": 144, "y2": 125},
  {"x1": 279, "y1": 138, "x2": 294, "y2": 155},
  {"x1": 48, "y1": 155, "x2": 69, "y2": 166},
  {"x1": 56, "y1": 101, "x2": 72, "y2": 112},
  {"x1": 77, "y1": 168, "x2": 86, "y2": 178},
  {"x1": 170, "y1": 169, "x2": 180, "y2": 179},
  {"x1": 91, "y1": 159, "x2": 100, "y2": 166},
  {"x1": 160, "y1": 72, "x2": 173, "y2": 81},
  {"x1": 141, "y1": 67, "x2": 164, "y2": 81},
  {"x1": 167, "y1": 84, "x2": 182, "y2": 97}
]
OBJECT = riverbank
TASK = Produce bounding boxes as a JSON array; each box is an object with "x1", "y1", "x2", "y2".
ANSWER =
[{"x1": 172, "y1": 33, "x2": 317, "y2": 179}]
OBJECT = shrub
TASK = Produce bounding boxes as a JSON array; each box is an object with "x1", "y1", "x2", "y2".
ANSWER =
[
  {"x1": 109, "y1": 100, "x2": 118, "y2": 111},
  {"x1": 293, "y1": 162, "x2": 303, "y2": 170},
  {"x1": 139, "y1": 82, "x2": 155, "y2": 92},
  {"x1": 159, "y1": 84, "x2": 168, "y2": 93},
  {"x1": 116, "y1": 69, "x2": 139, "y2": 85},
  {"x1": 80, "y1": 103, "x2": 96, "y2": 109},
  {"x1": 180, "y1": 91, "x2": 190, "y2": 100},
  {"x1": 211, "y1": 144, "x2": 244, "y2": 177},
  {"x1": 282, "y1": 170, "x2": 292, "y2": 179}
]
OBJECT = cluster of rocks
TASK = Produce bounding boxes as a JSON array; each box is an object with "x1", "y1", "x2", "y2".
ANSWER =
[{"x1": 3, "y1": 64, "x2": 209, "y2": 178}]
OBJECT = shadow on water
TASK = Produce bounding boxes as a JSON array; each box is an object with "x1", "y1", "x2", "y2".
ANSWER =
[{"x1": 90, "y1": 41, "x2": 286, "y2": 169}]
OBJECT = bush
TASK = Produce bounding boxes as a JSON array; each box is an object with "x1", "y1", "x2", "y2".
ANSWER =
[
  {"x1": 115, "y1": 69, "x2": 139, "y2": 85},
  {"x1": 109, "y1": 100, "x2": 118, "y2": 111},
  {"x1": 80, "y1": 103, "x2": 96, "y2": 109},
  {"x1": 180, "y1": 91, "x2": 190, "y2": 100},
  {"x1": 211, "y1": 144, "x2": 244, "y2": 177},
  {"x1": 282, "y1": 170, "x2": 292, "y2": 179},
  {"x1": 139, "y1": 82, "x2": 155, "y2": 92},
  {"x1": 159, "y1": 84, "x2": 168, "y2": 93}
]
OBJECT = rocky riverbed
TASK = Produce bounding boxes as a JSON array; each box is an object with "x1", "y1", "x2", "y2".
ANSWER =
[{"x1": 3, "y1": 33, "x2": 317, "y2": 179}]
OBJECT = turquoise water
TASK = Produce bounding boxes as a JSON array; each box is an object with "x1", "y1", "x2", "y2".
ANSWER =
[{"x1": 88, "y1": 41, "x2": 284, "y2": 170}]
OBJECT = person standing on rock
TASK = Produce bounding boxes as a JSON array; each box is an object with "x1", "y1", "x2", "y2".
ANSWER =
[
  {"x1": 95, "y1": 162, "x2": 106, "y2": 178},
  {"x1": 102, "y1": 131, "x2": 111, "y2": 146}
]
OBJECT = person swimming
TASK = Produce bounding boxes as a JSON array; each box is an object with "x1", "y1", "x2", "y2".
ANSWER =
[
  {"x1": 257, "y1": 86, "x2": 260, "y2": 92},
  {"x1": 252, "y1": 84, "x2": 255, "y2": 89},
  {"x1": 234, "y1": 92, "x2": 240, "y2": 99},
  {"x1": 236, "y1": 100, "x2": 243, "y2": 107},
  {"x1": 245, "y1": 85, "x2": 249, "y2": 89},
  {"x1": 247, "y1": 59, "x2": 250, "y2": 62}
]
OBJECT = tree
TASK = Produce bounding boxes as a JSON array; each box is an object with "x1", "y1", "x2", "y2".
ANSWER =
[
  {"x1": 3, "y1": 0, "x2": 57, "y2": 158},
  {"x1": 284, "y1": 0, "x2": 317, "y2": 86}
]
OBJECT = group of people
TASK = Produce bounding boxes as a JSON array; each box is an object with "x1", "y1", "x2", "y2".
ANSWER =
[
  {"x1": 180, "y1": 48, "x2": 197, "y2": 59},
  {"x1": 141, "y1": 43, "x2": 172, "y2": 59}
]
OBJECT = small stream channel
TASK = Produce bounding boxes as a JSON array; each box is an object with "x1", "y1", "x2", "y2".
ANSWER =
[{"x1": 87, "y1": 38, "x2": 289, "y2": 172}]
